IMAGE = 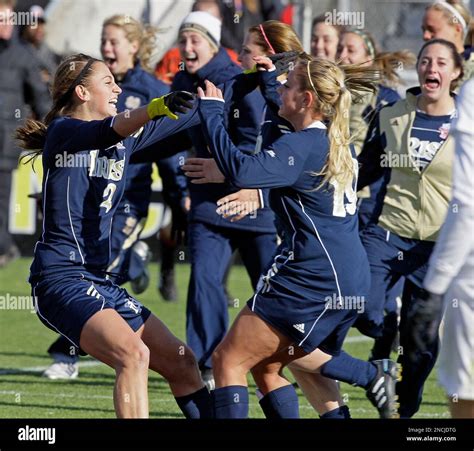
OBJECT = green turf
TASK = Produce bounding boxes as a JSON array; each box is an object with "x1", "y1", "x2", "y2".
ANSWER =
[{"x1": 0, "y1": 258, "x2": 449, "y2": 418}]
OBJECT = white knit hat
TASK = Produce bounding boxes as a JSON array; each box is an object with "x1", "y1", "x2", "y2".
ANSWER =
[{"x1": 179, "y1": 11, "x2": 221, "y2": 51}]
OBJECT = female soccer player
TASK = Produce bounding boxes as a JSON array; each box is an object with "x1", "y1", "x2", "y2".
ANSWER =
[
  {"x1": 42, "y1": 14, "x2": 187, "y2": 380},
  {"x1": 338, "y1": 28, "x2": 415, "y2": 359},
  {"x1": 15, "y1": 54, "x2": 212, "y2": 419},
  {"x1": 310, "y1": 14, "x2": 344, "y2": 61},
  {"x1": 195, "y1": 55, "x2": 399, "y2": 419},
  {"x1": 185, "y1": 22, "x2": 399, "y2": 419},
  {"x1": 422, "y1": 0, "x2": 473, "y2": 82},
  {"x1": 357, "y1": 38, "x2": 463, "y2": 417}
]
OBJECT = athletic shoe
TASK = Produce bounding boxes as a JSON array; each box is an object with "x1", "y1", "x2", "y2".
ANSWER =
[
  {"x1": 42, "y1": 362, "x2": 79, "y2": 380},
  {"x1": 201, "y1": 368, "x2": 215, "y2": 391},
  {"x1": 130, "y1": 241, "x2": 151, "y2": 295},
  {"x1": 159, "y1": 269, "x2": 177, "y2": 302},
  {"x1": 366, "y1": 359, "x2": 400, "y2": 418}
]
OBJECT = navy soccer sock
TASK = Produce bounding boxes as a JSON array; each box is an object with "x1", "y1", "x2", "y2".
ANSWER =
[
  {"x1": 319, "y1": 405, "x2": 351, "y2": 419},
  {"x1": 212, "y1": 385, "x2": 249, "y2": 418},
  {"x1": 320, "y1": 351, "x2": 377, "y2": 389},
  {"x1": 175, "y1": 386, "x2": 213, "y2": 418},
  {"x1": 258, "y1": 384, "x2": 299, "y2": 418}
]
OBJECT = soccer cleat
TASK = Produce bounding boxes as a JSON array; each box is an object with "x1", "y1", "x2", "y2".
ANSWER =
[
  {"x1": 158, "y1": 268, "x2": 177, "y2": 302},
  {"x1": 130, "y1": 241, "x2": 151, "y2": 295},
  {"x1": 42, "y1": 362, "x2": 79, "y2": 380},
  {"x1": 366, "y1": 359, "x2": 400, "y2": 419}
]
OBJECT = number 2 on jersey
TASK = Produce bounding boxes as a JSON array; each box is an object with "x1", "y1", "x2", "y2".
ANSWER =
[{"x1": 100, "y1": 183, "x2": 117, "y2": 213}]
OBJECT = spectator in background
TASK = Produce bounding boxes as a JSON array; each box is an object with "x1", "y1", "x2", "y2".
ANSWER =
[
  {"x1": 19, "y1": 4, "x2": 60, "y2": 88},
  {"x1": 155, "y1": 0, "x2": 239, "y2": 84},
  {"x1": 422, "y1": 0, "x2": 473, "y2": 83},
  {"x1": 0, "y1": 0, "x2": 51, "y2": 267},
  {"x1": 310, "y1": 14, "x2": 344, "y2": 62}
]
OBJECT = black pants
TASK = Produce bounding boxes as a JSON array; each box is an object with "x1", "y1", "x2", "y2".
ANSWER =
[{"x1": 0, "y1": 169, "x2": 13, "y2": 254}]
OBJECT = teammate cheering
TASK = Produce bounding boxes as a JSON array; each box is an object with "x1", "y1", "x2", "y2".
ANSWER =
[
  {"x1": 15, "y1": 54, "x2": 212, "y2": 419},
  {"x1": 194, "y1": 55, "x2": 398, "y2": 419},
  {"x1": 357, "y1": 38, "x2": 463, "y2": 417}
]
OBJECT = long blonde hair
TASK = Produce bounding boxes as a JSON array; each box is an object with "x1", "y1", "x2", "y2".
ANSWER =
[
  {"x1": 294, "y1": 55, "x2": 380, "y2": 189},
  {"x1": 426, "y1": 0, "x2": 474, "y2": 46},
  {"x1": 102, "y1": 15, "x2": 159, "y2": 73}
]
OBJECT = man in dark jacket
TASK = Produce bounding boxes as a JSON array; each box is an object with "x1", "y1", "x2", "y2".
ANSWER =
[
  {"x1": 0, "y1": 0, "x2": 51, "y2": 266},
  {"x1": 172, "y1": 11, "x2": 277, "y2": 389}
]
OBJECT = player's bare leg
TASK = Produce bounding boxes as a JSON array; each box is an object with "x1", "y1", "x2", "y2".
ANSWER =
[
  {"x1": 289, "y1": 369, "x2": 342, "y2": 415},
  {"x1": 138, "y1": 314, "x2": 204, "y2": 397},
  {"x1": 80, "y1": 309, "x2": 149, "y2": 418},
  {"x1": 212, "y1": 306, "x2": 306, "y2": 387}
]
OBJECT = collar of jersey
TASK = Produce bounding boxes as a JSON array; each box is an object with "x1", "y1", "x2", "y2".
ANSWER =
[{"x1": 305, "y1": 120, "x2": 327, "y2": 130}]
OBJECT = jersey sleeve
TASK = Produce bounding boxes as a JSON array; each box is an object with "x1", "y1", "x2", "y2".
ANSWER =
[
  {"x1": 198, "y1": 98, "x2": 306, "y2": 189},
  {"x1": 127, "y1": 103, "x2": 201, "y2": 154},
  {"x1": 46, "y1": 116, "x2": 123, "y2": 154}
]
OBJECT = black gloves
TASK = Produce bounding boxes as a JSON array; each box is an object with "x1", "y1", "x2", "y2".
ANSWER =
[
  {"x1": 406, "y1": 289, "x2": 444, "y2": 361},
  {"x1": 268, "y1": 51, "x2": 299, "y2": 76}
]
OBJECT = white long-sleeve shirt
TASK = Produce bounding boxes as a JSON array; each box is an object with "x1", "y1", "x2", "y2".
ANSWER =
[{"x1": 424, "y1": 79, "x2": 474, "y2": 296}]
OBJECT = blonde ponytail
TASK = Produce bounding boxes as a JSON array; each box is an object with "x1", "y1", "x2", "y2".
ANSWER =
[{"x1": 295, "y1": 56, "x2": 380, "y2": 189}]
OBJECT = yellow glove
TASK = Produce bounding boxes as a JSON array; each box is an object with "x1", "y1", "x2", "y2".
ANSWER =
[{"x1": 146, "y1": 91, "x2": 195, "y2": 120}]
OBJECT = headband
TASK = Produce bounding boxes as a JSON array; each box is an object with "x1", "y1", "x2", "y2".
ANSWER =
[
  {"x1": 259, "y1": 24, "x2": 275, "y2": 54},
  {"x1": 347, "y1": 29, "x2": 376, "y2": 60},
  {"x1": 57, "y1": 58, "x2": 97, "y2": 108},
  {"x1": 306, "y1": 60, "x2": 346, "y2": 103},
  {"x1": 433, "y1": 0, "x2": 467, "y2": 36}
]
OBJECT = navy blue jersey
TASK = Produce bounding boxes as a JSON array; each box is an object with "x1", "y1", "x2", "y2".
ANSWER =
[
  {"x1": 117, "y1": 64, "x2": 169, "y2": 216},
  {"x1": 30, "y1": 111, "x2": 200, "y2": 279},
  {"x1": 357, "y1": 85, "x2": 400, "y2": 227},
  {"x1": 171, "y1": 48, "x2": 275, "y2": 233},
  {"x1": 198, "y1": 99, "x2": 369, "y2": 300},
  {"x1": 409, "y1": 110, "x2": 454, "y2": 171}
]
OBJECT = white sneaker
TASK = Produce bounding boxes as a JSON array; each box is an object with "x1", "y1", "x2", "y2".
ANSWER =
[
  {"x1": 130, "y1": 241, "x2": 151, "y2": 295},
  {"x1": 42, "y1": 362, "x2": 79, "y2": 380}
]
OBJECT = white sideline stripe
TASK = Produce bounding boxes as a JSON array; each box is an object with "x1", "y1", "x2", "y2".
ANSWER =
[
  {"x1": 0, "y1": 336, "x2": 371, "y2": 376},
  {"x1": 0, "y1": 360, "x2": 101, "y2": 375}
]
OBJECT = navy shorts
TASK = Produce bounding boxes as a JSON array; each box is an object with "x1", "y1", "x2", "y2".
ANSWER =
[
  {"x1": 31, "y1": 272, "x2": 151, "y2": 354},
  {"x1": 248, "y1": 287, "x2": 360, "y2": 355}
]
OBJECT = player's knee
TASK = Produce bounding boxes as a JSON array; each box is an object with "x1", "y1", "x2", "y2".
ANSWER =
[
  {"x1": 165, "y1": 346, "x2": 199, "y2": 383},
  {"x1": 251, "y1": 364, "x2": 283, "y2": 387},
  {"x1": 211, "y1": 344, "x2": 235, "y2": 374},
  {"x1": 116, "y1": 341, "x2": 150, "y2": 370}
]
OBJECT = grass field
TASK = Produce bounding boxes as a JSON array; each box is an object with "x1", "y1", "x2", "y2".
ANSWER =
[{"x1": 0, "y1": 258, "x2": 449, "y2": 419}]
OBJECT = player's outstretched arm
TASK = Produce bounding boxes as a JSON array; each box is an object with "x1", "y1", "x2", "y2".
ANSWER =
[
  {"x1": 197, "y1": 80, "x2": 304, "y2": 189},
  {"x1": 113, "y1": 91, "x2": 195, "y2": 138}
]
